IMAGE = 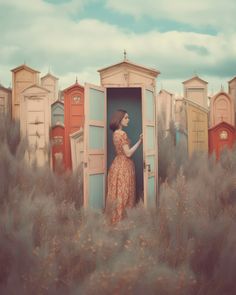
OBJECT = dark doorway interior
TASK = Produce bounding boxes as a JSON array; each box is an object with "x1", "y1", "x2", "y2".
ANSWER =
[{"x1": 107, "y1": 87, "x2": 143, "y2": 203}]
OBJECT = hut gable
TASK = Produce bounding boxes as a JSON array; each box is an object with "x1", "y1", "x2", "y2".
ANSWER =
[
  {"x1": 98, "y1": 59, "x2": 160, "y2": 88},
  {"x1": 210, "y1": 91, "x2": 234, "y2": 127}
]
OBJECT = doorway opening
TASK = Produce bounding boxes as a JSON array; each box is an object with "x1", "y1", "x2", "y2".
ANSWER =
[{"x1": 106, "y1": 87, "x2": 143, "y2": 204}]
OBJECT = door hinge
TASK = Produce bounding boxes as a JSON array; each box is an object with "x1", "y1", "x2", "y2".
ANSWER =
[{"x1": 144, "y1": 161, "x2": 151, "y2": 172}]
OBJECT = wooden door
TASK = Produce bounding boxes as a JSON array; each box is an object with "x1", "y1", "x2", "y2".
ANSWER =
[
  {"x1": 83, "y1": 83, "x2": 106, "y2": 209},
  {"x1": 217, "y1": 129, "x2": 234, "y2": 158},
  {"x1": 26, "y1": 98, "x2": 47, "y2": 166},
  {"x1": 142, "y1": 87, "x2": 157, "y2": 207}
]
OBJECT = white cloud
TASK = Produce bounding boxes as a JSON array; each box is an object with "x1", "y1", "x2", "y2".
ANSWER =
[
  {"x1": 57, "y1": 66, "x2": 100, "y2": 90},
  {"x1": 0, "y1": 0, "x2": 53, "y2": 13},
  {"x1": 0, "y1": 0, "x2": 235, "y2": 94},
  {"x1": 105, "y1": 0, "x2": 236, "y2": 31}
]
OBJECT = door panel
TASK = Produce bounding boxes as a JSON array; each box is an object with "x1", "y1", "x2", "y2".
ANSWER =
[
  {"x1": 89, "y1": 88, "x2": 105, "y2": 121},
  {"x1": 146, "y1": 126, "x2": 155, "y2": 150},
  {"x1": 89, "y1": 126, "x2": 105, "y2": 149},
  {"x1": 89, "y1": 174, "x2": 105, "y2": 209},
  {"x1": 142, "y1": 88, "x2": 157, "y2": 208},
  {"x1": 27, "y1": 111, "x2": 45, "y2": 123},
  {"x1": 146, "y1": 90, "x2": 155, "y2": 121},
  {"x1": 27, "y1": 99, "x2": 44, "y2": 111},
  {"x1": 84, "y1": 83, "x2": 106, "y2": 209},
  {"x1": 147, "y1": 177, "x2": 156, "y2": 207}
]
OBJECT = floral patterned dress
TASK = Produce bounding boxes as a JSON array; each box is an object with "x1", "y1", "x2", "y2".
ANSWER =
[{"x1": 106, "y1": 130, "x2": 136, "y2": 224}]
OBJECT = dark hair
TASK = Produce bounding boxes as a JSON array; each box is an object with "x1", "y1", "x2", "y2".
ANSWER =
[{"x1": 109, "y1": 109, "x2": 127, "y2": 132}]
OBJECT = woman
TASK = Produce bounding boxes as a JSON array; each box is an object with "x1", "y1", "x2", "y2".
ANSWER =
[{"x1": 106, "y1": 109, "x2": 142, "y2": 224}]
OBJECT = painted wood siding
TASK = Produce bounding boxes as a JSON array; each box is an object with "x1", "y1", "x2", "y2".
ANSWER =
[
  {"x1": 209, "y1": 122, "x2": 236, "y2": 159},
  {"x1": 51, "y1": 102, "x2": 64, "y2": 126},
  {"x1": 64, "y1": 83, "x2": 84, "y2": 170},
  {"x1": 187, "y1": 103, "x2": 208, "y2": 156}
]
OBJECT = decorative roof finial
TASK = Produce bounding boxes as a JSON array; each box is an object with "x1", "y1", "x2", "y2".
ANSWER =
[
  {"x1": 221, "y1": 84, "x2": 224, "y2": 92},
  {"x1": 75, "y1": 76, "x2": 78, "y2": 84},
  {"x1": 124, "y1": 49, "x2": 127, "y2": 60},
  {"x1": 193, "y1": 70, "x2": 198, "y2": 77}
]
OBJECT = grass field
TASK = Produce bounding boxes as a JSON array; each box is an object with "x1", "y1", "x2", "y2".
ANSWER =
[{"x1": 0, "y1": 116, "x2": 236, "y2": 295}]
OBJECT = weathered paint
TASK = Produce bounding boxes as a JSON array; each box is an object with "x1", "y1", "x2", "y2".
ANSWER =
[
  {"x1": 209, "y1": 121, "x2": 236, "y2": 159},
  {"x1": 157, "y1": 89, "x2": 174, "y2": 134},
  {"x1": 41, "y1": 73, "x2": 59, "y2": 105},
  {"x1": 228, "y1": 76, "x2": 236, "y2": 113},
  {"x1": 20, "y1": 84, "x2": 50, "y2": 167},
  {"x1": 210, "y1": 91, "x2": 235, "y2": 127},
  {"x1": 98, "y1": 59, "x2": 159, "y2": 89},
  {"x1": 11, "y1": 64, "x2": 40, "y2": 120},
  {"x1": 142, "y1": 87, "x2": 157, "y2": 207},
  {"x1": 63, "y1": 81, "x2": 84, "y2": 170},
  {"x1": 83, "y1": 84, "x2": 106, "y2": 209},
  {"x1": 70, "y1": 128, "x2": 84, "y2": 172},
  {"x1": 174, "y1": 96, "x2": 189, "y2": 154},
  {"x1": 186, "y1": 100, "x2": 209, "y2": 156},
  {"x1": 183, "y1": 75, "x2": 208, "y2": 109},
  {"x1": 174, "y1": 97, "x2": 187, "y2": 134},
  {"x1": 0, "y1": 84, "x2": 12, "y2": 117},
  {"x1": 51, "y1": 101, "x2": 64, "y2": 126},
  {"x1": 51, "y1": 125, "x2": 66, "y2": 172}
]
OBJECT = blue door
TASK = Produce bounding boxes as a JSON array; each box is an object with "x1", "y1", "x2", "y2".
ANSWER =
[{"x1": 83, "y1": 83, "x2": 106, "y2": 209}]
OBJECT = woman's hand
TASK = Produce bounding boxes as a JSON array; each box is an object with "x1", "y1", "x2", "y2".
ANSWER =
[
  {"x1": 122, "y1": 133, "x2": 143, "y2": 157},
  {"x1": 139, "y1": 133, "x2": 143, "y2": 142}
]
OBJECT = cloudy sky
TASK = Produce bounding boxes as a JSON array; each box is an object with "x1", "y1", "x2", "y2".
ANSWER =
[{"x1": 0, "y1": 0, "x2": 236, "y2": 94}]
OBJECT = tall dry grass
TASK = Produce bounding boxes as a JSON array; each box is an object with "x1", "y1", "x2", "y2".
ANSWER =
[{"x1": 0, "y1": 115, "x2": 236, "y2": 295}]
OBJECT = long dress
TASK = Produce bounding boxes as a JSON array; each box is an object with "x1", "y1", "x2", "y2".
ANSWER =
[{"x1": 106, "y1": 129, "x2": 136, "y2": 224}]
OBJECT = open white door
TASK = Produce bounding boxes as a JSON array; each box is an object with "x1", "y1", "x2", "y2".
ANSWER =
[
  {"x1": 83, "y1": 83, "x2": 106, "y2": 209},
  {"x1": 142, "y1": 87, "x2": 157, "y2": 207}
]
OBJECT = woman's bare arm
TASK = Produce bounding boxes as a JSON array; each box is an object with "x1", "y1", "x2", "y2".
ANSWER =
[{"x1": 122, "y1": 134, "x2": 142, "y2": 158}]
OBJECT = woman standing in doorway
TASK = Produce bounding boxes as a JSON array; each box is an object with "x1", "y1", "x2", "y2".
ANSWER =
[{"x1": 106, "y1": 109, "x2": 142, "y2": 224}]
